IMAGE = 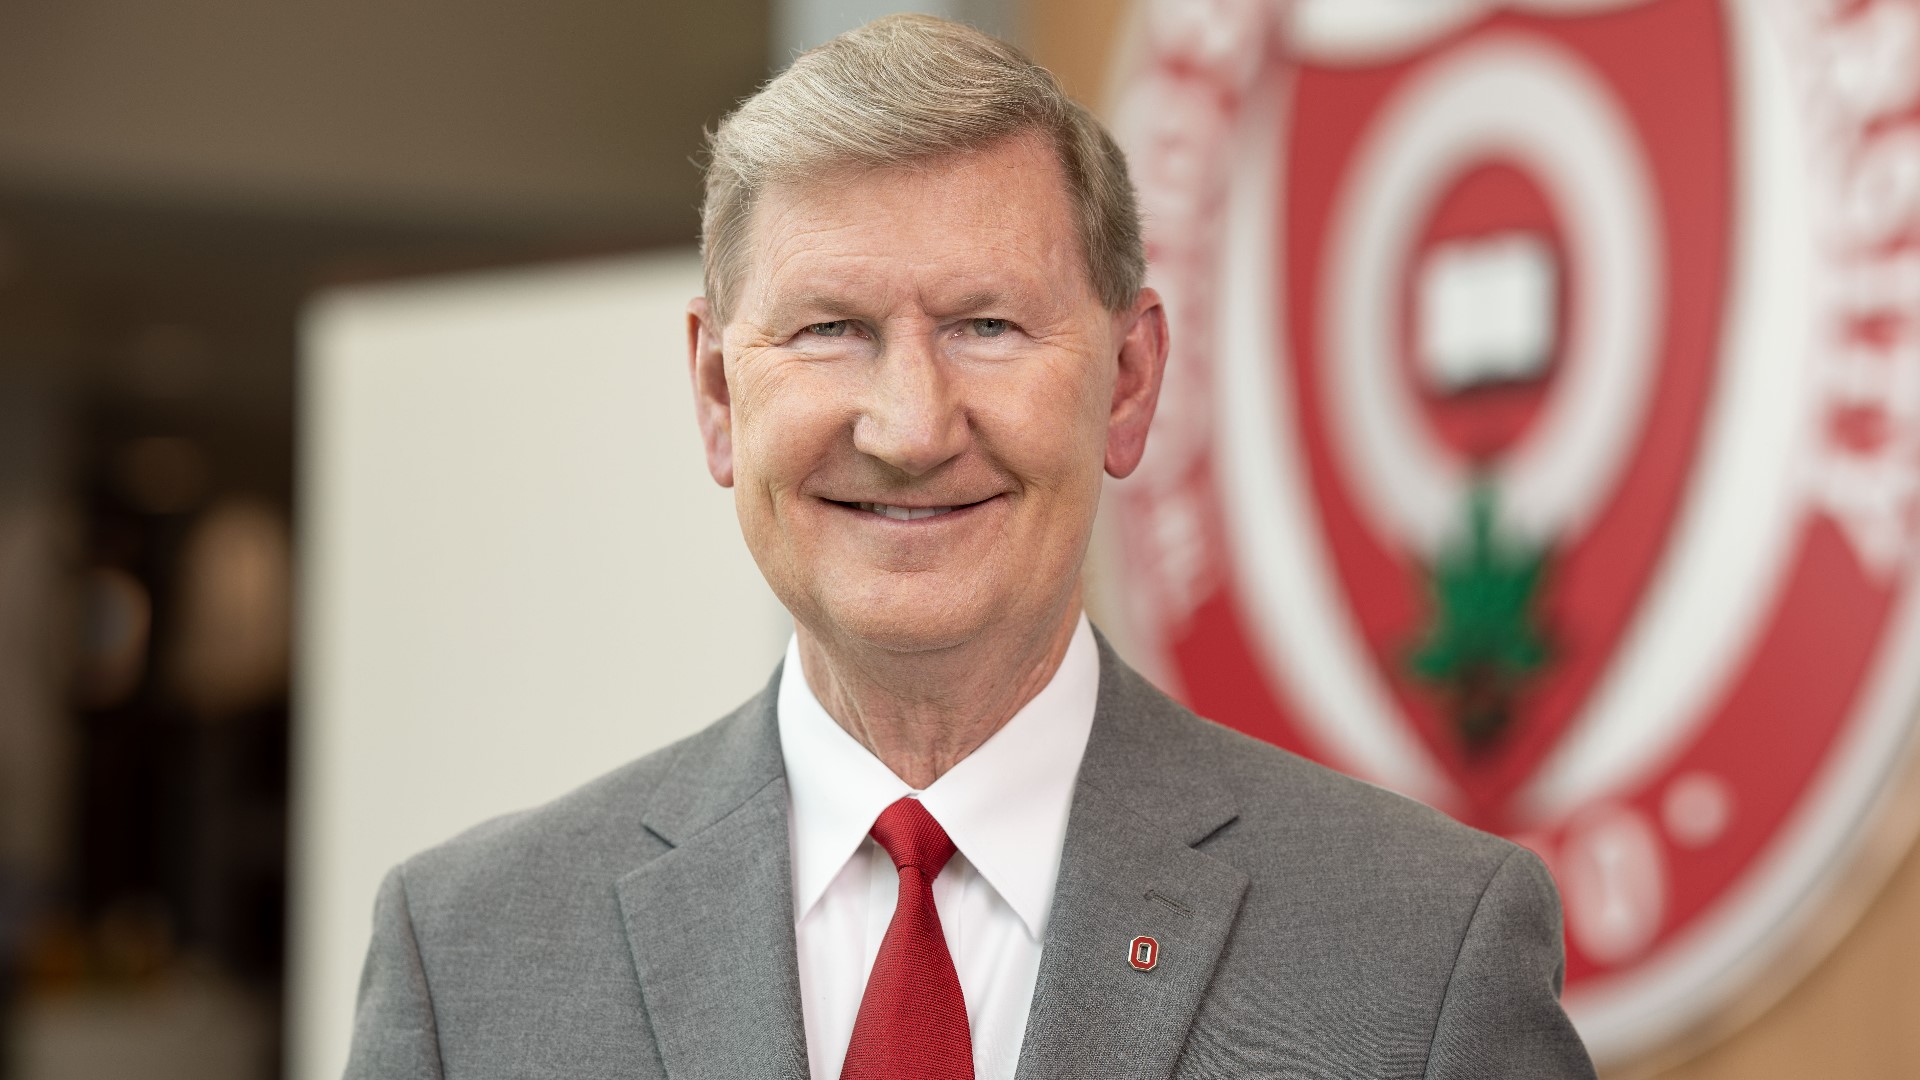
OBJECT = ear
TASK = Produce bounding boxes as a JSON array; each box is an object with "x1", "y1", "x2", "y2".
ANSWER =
[
  {"x1": 1105, "y1": 287, "x2": 1171, "y2": 479},
  {"x1": 687, "y1": 296, "x2": 735, "y2": 487}
]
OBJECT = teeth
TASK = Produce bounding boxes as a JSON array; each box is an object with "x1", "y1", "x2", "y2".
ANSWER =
[{"x1": 855, "y1": 502, "x2": 956, "y2": 520}]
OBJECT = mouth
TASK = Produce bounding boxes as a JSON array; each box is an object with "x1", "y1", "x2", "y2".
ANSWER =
[{"x1": 826, "y1": 495, "x2": 999, "y2": 522}]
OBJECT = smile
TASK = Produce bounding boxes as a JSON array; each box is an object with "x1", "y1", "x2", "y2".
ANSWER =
[
  {"x1": 855, "y1": 502, "x2": 955, "y2": 521},
  {"x1": 826, "y1": 495, "x2": 999, "y2": 522}
]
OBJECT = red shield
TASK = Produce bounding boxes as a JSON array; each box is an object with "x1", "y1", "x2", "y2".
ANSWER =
[{"x1": 1112, "y1": 0, "x2": 1920, "y2": 1062}]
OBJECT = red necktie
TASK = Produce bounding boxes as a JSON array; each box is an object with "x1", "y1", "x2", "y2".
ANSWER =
[{"x1": 839, "y1": 797, "x2": 976, "y2": 1080}]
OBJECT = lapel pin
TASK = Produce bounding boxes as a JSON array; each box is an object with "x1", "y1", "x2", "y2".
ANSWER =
[{"x1": 1129, "y1": 935, "x2": 1159, "y2": 971}]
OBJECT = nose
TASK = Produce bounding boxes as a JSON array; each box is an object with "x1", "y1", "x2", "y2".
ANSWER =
[{"x1": 852, "y1": 336, "x2": 969, "y2": 477}]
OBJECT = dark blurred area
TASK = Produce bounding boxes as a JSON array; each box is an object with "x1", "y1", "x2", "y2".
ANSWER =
[{"x1": 0, "y1": 2, "x2": 770, "y2": 1076}]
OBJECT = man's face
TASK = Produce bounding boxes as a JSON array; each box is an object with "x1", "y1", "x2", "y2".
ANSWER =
[{"x1": 688, "y1": 133, "x2": 1167, "y2": 655}]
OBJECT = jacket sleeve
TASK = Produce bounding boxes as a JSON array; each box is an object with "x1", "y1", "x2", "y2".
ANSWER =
[
  {"x1": 344, "y1": 865, "x2": 445, "y2": 1080},
  {"x1": 1422, "y1": 847, "x2": 1597, "y2": 1080}
]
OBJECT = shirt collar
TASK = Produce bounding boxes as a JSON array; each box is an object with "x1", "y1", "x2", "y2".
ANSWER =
[{"x1": 777, "y1": 615, "x2": 1099, "y2": 941}]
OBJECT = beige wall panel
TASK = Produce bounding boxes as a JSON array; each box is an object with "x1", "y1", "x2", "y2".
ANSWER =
[
  {"x1": 1643, "y1": 807, "x2": 1920, "y2": 1080},
  {"x1": 292, "y1": 249, "x2": 788, "y2": 1080},
  {"x1": 1025, "y1": 0, "x2": 1129, "y2": 109}
]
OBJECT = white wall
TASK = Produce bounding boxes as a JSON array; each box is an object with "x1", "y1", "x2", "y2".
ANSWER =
[{"x1": 288, "y1": 249, "x2": 787, "y2": 1080}]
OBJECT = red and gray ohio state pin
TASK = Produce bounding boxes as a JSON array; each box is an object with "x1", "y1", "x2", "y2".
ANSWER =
[
  {"x1": 1129, "y1": 935, "x2": 1160, "y2": 971},
  {"x1": 1111, "y1": 0, "x2": 1920, "y2": 1066}
]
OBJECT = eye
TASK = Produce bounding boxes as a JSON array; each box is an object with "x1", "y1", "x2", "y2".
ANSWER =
[
  {"x1": 806, "y1": 320, "x2": 851, "y2": 338},
  {"x1": 970, "y1": 318, "x2": 1011, "y2": 338}
]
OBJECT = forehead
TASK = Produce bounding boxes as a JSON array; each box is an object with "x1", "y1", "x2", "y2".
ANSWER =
[{"x1": 738, "y1": 134, "x2": 1091, "y2": 316}]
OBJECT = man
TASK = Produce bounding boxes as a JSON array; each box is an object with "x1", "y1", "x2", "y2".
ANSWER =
[{"x1": 346, "y1": 15, "x2": 1595, "y2": 1080}]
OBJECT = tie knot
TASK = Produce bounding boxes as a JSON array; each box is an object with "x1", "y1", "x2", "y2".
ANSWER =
[{"x1": 869, "y1": 797, "x2": 957, "y2": 877}]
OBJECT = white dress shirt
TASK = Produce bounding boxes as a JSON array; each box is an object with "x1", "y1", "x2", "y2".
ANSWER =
[{"x1": 777, "y1": 615, "x2": 1099, "y2": 1080}]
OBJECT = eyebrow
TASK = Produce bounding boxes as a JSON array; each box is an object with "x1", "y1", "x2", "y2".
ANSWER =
[
  {"x1": 944, "y1": 291, "x2": 1010, "y2": 316},
  {"x1": 757, "y1": 288, "x2": 1022, "y2": 330},
  {"x1": 758, "y1": 294, "x2": 870, "y2": 329}
]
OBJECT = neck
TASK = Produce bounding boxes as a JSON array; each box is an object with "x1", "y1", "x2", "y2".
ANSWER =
[{"x1": 796, "y1": 590, "x2": 1084, "y2": 790}]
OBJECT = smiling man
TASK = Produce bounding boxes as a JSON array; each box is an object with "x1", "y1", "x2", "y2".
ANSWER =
[{"x1": 345, "y1": 15, "x2": 1595, "y2": 1080}]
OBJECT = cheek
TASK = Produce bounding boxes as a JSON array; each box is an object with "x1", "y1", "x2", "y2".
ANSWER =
[
  {"x1": 979, "y1": 356, "x2": 1113, "y2": 487},
  {"x1": 727, "y1": 369, "x2": 842, "y2": 603},
  {"x1": 731, "y1": 368, "x2": 837, "y2": 487}
]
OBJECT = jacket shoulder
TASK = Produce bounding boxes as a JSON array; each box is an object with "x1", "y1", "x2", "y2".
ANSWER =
[
  {"x1": 1096, "y1": 650, "x2": 1520, "y2": 889},
  {"x1": 1105, "y1": 641, "x2": 1520, "y2": 853},
  {"x1": 1210, "y1": 715, "x2": 1512, "y2": 866},
  {"x1": 396, "y1": 676, "x2": 780, "y2": 909},
  {"x1": 1096, "y1": 659, "x2": 1587, "y2": 1072}
]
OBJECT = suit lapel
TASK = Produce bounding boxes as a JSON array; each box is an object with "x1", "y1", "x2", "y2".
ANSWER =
[
  {"x1": 615, "y1": 673, "x2": 811, "y2": 1080},
  {"x1": 1015, "y1": 638, "x2": 1250, "y2": 1080},
  {"x1": 612, "y1": 638, "x2": 1245, "y2": 1080}
]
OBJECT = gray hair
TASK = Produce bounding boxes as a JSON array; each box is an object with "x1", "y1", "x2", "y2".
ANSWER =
[{"x1": 700, "y1": 13, "x2": 1145, "y2": 321}]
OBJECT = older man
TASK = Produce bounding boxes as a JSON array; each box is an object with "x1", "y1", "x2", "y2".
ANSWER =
[{"x1": 346, "y1": 15, "x2": 1595, "y2": 1080}]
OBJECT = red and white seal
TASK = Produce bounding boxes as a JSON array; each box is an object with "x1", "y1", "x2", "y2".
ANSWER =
[{"x1": 1109, "y1": 0, "x2": 1920, "y2": 1063}]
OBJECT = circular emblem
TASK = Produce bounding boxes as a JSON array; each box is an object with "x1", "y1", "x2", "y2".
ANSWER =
[{"x1": 1111, "y1": 0, "x2": 1920, "y2": 1063}]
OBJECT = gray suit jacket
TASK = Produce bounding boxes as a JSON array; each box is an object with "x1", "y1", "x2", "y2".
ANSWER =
[{"x1": 346, "y1": 638, "x2": 1595, "y2": 1079}]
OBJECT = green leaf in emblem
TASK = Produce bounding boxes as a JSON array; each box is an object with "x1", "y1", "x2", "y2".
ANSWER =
[{"x1": 1406, "y1": 480, "x2": 1554, "y2": 753}]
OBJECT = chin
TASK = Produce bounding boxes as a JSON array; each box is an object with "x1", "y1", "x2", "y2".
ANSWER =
[{"x1": 815, "y1": 576, "x2": 1000, "y2": 655}]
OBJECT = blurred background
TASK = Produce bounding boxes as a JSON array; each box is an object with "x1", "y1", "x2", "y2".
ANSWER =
[
  {"x1": 2, "y1": 1, "x2": 1917, "y2": 1079},
  {"x1": 0, "y1": 4, "x2": 1100, "y2": 1077}
]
